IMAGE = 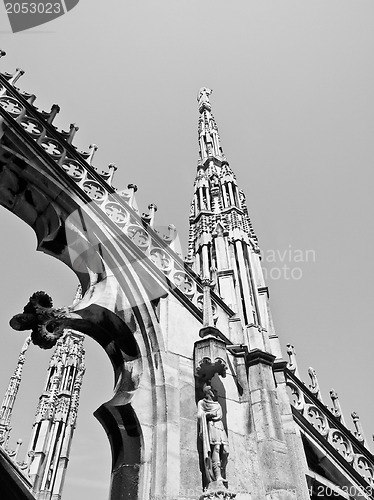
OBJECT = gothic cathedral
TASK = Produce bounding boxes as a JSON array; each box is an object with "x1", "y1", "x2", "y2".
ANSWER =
[{"x1": 0, "y1": 58, "x2": 373, "y2": 500}]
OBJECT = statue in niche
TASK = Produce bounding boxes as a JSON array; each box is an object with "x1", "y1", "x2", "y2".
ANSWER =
[
  {"x1": 197, "y1": 382, "x2": 229, "y2": 488},
  {"x1": 210, "y1": 260, "x2": 218, "y2": 290},
  {"x1": 211, "y1": 175, "x2": 219, "y2": 188}
]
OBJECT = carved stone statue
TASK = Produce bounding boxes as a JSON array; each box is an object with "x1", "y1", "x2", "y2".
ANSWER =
[
  {"x1": 198, "y1": 87, "x2": 213, "y2": 113},
  {"x1": 197, "y1": 383, "x2": 229, "y2": 488}
]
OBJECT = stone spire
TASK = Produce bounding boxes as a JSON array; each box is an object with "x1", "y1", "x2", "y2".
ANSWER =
[
  {"x1": 0, "y1": 336, "x2": 32, "y2": 447},
  {"x1": 28, "y1": 331, "x2": 85, "y2": 500},
  {"x1": 197, "y1": 87, "x2": 226, "y2": 163},
  {"x1": 187, "y1": 89, "x2": 281, "y2": 357}
]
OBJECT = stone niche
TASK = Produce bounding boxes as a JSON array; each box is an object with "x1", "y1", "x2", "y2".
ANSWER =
[{"x1": 194, "y1": 327, "x2": 228, "y2": 381}]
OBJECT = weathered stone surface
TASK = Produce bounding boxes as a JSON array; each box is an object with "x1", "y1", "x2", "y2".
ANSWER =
[
  {"x1": 180, "y1": 383, "x2": 197, "y2": 421},
  {"x1": 180, "y1": 450, "x2": 202, "y2": 496}
]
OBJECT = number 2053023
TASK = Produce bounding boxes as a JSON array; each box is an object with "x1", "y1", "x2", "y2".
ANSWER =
[{"x1": 5, "y1": 3, "x2": 62, "y2": 14}]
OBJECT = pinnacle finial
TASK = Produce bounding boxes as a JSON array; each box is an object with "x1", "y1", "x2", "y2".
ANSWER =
[
  {"x1": 148, "y1": 204, "x2": 157, "y2": 227},
  {"x1": 201, "y1": 278, "x2": 214, "y2": 328},
  {"x1": 87, "y1": 144, "x2": 98, "y2": 165},
  {"x1": 308, "y1": 367, "x2": 323, "y2": 402},
  {"x1": 105, "y1": 163, "x2": 117, "y2": 186},
  {"x1": 45, "y1": 104, "x2": 60, "y2": 125},
  {"x1": 14, "y1": 438, "x2": 22, "y2": 463},
  {"x1": 198, "y1": 87, "x2": 213, "y2": 113},
  {"x1": 351, "y1": 411, "x2": 365, "y2": 443},
  {"x1": 286, "y1": 344, "x2": 300, "y2": 377},
  {"x1": 66, "y1": 123, "x2": 79, "y2": 144},
  {"x1": 8, "y1": 68, "x2": 24, "y2": 86},
  {"x1": 142, "y1": 203, "x2": 157, "y2": 227}
]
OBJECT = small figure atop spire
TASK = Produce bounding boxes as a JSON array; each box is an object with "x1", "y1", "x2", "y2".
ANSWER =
[
  {"x1": 198, "y1": 87, "x2": 213, "y2": 113},
  {"x1": 197, "y1": 87, "x2": 225, "y2": 162}
]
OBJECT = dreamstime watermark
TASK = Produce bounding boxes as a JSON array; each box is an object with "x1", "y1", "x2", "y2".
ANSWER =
[
  {"x1": 261, "y1": 245, "x2": 316, "y2": 281},
  {"x1": 3, "y1": 0, "x2": 79, "y2": 33},
  {"x1": 150, "y1": 487, "x2": 298, "y2": 499}
]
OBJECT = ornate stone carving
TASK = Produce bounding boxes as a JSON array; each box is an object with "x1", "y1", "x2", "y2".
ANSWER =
[
  {"x1": 353, "y1": 454, "x2": 374, "y2": 486},
  {"x1": 351, "y1": 411, "x2": 365, "y2": 443},
  {"x1": 286, "y1": 344, "x2": 298, "y2": 375},
  {"x1": 62, "y1": 160, "x2": 85, "y2": 180},
  {"x1": 0, "y1": 335, "x2": 32, "y2": 445},
  {"x1": 287, "y1": 372, "x2": 374, "y2": 488},
  {"x1": 0, "y1": 96, "x2": 23, "y2": 116},
  {"x1": 286, "y1": 380, "x2": 305, "y2": 412},
  {"x1": 9, "y1": 291, "x2": 74, "y2": 349},
  {"x1": 197, "y1": 383, "x2": 232, "y2": 495},
  {"x1": 194, "y1": 334, "x2": 227, "y2": 381},
  {"x1": 199, "y1": 487, "x2": 236, "y2": 500},
  {"x1": 308, "y1": 367, "x2": 322, "y2": 401},
  {"x1": 105, "y1": 202, "x2": 129, "y2": 225},
  {"x1": 173, "y1": 270, "x2": 195, "y2": 298},
  {"x1": 198, "y1": 87, "x2": 213, "y2": 113},
  {"x1": 41, "y1": 138, "x2": 64, "y2": 157},
  {"x1": 328, "y1": 429, "x2": 354, "y2": 463},
  {"x1": 150, "y1": 247, "x2": 172, "y2": 272},
  {"x1": 329, "y1": 389, "x2": 345, "y2": 424},
  {"x1": 304, "y1": 404, "x2": 329, "y2": 437},
  {"x1": 82, "y1": 180, "x2": 106, "y2": 201},
  {"x1": 126, "y1": 224, "x2": 150, "y2": 249},
  {"x1": 20, "y1": 118, "x2": 43, "y2": 136}
]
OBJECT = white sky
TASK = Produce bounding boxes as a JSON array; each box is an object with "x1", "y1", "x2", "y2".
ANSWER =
[{"x1": 0, "y1": 1, "x2": 373, "y2": 499}]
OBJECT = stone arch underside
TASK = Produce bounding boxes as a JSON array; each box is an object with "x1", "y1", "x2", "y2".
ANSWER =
[{"x1": 0, "y1": 133, "x2": 171, "y2": 499}]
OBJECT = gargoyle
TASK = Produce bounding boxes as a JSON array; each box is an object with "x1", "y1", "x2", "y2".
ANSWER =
[{"x1": 9, "y1": 291, "x2": 73, "y2": 349}]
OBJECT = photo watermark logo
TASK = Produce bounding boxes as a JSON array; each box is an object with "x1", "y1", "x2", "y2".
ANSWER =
[
  {"x1": 261, "y1": 245, "x2": 316, "y2": 281},
  {"x1": 3, "y1": 0, "x2": 79, "y2": 32}
]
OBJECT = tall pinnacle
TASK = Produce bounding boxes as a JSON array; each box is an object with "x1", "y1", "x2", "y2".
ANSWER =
[
  {"x1": 187, "y1": 89, "x2": 276, "y2": 347},
  {"x1": 197, "y1": 87, "x2": 225, "y2": 163},
  {"x1": 0, "y1": 336, "x2": 32, "y2": 446},
  {"x1": 187, "y1": 89, "x2": 259, "y2": 268},
  {"x1": 28, "y1": 330, "x2": 85, "y2": 498}
]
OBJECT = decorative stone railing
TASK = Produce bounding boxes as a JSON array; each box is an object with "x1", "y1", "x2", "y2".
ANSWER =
[
  {"x1": 0, "y1": 70, "x2": 234, "y2": 322},
  {"x1": 286, "y1": 370, "x2": 374, "y2": 490}
]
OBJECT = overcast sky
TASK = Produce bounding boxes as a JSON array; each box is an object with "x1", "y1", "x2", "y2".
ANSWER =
[{"x1": 0, "y1": 2, "x2": 373, "y2": 499}]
